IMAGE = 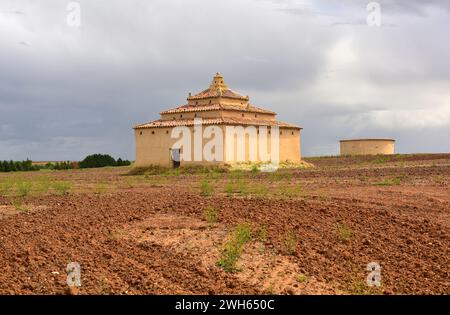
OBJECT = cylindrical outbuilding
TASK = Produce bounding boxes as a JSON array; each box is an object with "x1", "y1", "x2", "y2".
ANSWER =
[{"x1": 339, "y1": 139, "x2": 395, "y2": 156}]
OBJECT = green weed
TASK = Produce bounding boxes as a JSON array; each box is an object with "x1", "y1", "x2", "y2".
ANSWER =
[
  {"x1": 53, "y1": 181, "x2": 72, "y2": 196},
  {"x1": 200, "y1": 179, "x2": 214, "y2": 196},
  {"x1": 336, "y1": 223, "x2": 352, "y2": 242},
  {"x1": 204, "y1": 205, "x2": 219, "y2": 225},
  {"x1": 217, "y1": 223, "x2": 252, "y2": 272}
]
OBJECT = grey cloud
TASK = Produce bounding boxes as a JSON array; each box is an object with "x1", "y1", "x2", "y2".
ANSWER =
[{"x1": 0, "y1": 0, "x2": 449, "y2": 160}]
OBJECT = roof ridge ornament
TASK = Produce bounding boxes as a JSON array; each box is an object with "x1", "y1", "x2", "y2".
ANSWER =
[{"x1": 209, "y1": 72, "x2": 229, "y2": 90}]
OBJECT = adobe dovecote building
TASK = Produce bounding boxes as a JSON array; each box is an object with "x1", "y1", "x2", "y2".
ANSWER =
[
  {"x1": 340, "y1": 139, "x2": 395, "y2": 156},
  {"x1": 133, "y1": 73, "x2": 302, "y2": 167}
]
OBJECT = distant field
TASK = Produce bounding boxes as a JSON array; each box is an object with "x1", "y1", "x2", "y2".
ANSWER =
[
  {"x1": 0, "y1": 154, "x2": 448, "y2": 295},
  {"x1": 31, "y1": 161, "x2": 75, "y2": 165}
]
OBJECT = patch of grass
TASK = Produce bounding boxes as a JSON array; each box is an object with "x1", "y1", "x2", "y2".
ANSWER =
[
  {"x1": 203, "y1": 205, "x2": 219, "y2": 225},
  {"x1": 236, "y1": 180, "x2": 250, "y2": 196},
  {"x1": 296, "y1": 274, "x2": 308, "y2": 283},
  {"x1": 93, "y1": 182, "x2": 107, "y2": 195},
  {"x1": 217, "y1": 223, "x2": 252, "y2": 272},
  {"x1": 124, "y1": 177, "x2": 136, "y2": 188},
  {"x1": 283, "y1": 231, "x2": 298, "y2": 255},
  {"x1": 348, "y1": 275, "x2": 383, "y2": 295},
  {"x1": 265, "y1": 283, "x2": 275, "y2": 295},
  {"x1": 200, "y1": 179, "x2": 214, "y2": 196},
  {"x1": 369, "y1": 156, "x2": 391, "y2": 164},
  {"x1": 129, "y1": 165, "x2": 228, "y2": 176},
  {"x1": 36, "y1": 176, "x2": 51, "y2": 195},
  {"x1": 53, "y1": 181, "x2": 72, "y2": 196},
  {"x1": 269, "y1": 172, "x2": 292, "y2": 182},
  {"x1": 336, "y1": 223, "x2": 352, "y2": 242},
  {"x1": 359, "y1": 176, "x2": 368, "y2": 183},
  {"x1": 11, "y1": 198, "x2": 28, "y2": 213},
  {"x1": 373, "y1": 177, "x2": 402, "y2": 186},
  {"x1": 224, "y1": 182, "x2": 234, "y2": 197},
  {"x1": 204, "y1": 171, "x2": 223, "y2": 180},
  {"x1": 255, "y1": 185, "x2": 269, "y2": 197},
  {"x1": 317, "y1": 191, "x2": 328, "y2": 201},
  {"x1": 229, "y1": 170, "x2": 244, "y2": 180},
  {"x1": 0, "y1": 179, "x2": 14, "y2": 196},
  {"x1": 433, "y1": 175, "x2": 446, "y2": 185},
  {"x1": 16, "y1": 179, "x2": 32, "y2": 197},
  {"x1": 223, "y1": 179, "x2": 251, "y2": 197},
  {"x1": 257, "y1": 224, "x2": 268, "y2": 242},
  {"x1": 106, "y1": 228, "x2": 126, "y2": 241},
  {"x1": 277, "y1": 185, "x2": 303, "y2": 199}
]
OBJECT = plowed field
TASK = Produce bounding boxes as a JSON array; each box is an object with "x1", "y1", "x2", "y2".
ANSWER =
[{"x1": 0, "y1": 154, "x2": 449, "y2": 294}]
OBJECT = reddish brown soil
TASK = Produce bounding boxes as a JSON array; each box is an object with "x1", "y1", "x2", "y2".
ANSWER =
[{"x1": 0, "y1": 155, "x2": 449, "y2": 295}]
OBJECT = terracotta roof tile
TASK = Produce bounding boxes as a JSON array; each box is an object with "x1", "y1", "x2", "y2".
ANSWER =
[
  {"x1": 134, "y1": 117, "x2": 301, "y2": 129},
  {"x1": 188, "y1": 88, "x2": 248, "y2": 100},
  {"x1": 160, "y1": 104, "x2": 275, "y2": 115}
]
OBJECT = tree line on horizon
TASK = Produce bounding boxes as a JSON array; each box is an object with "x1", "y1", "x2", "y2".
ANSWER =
[{"x1": 0, "y1": 154, "x2": 131, "y2": 173}]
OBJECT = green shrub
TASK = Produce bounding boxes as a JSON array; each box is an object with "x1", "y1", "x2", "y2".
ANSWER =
[
  {"x1": 53, "y1": 181, "x2": 72, "y2": 196},
  {"x1": 200, "y1": 179, "x2": 214, "y2": 196},
  {"x1": 16, "y1": 179, "x2": 32, "y2": 197},
  {"x1": 217, "y1": 223, "x2": 252, "y2": 272},
  {"x1": 336, "y1": 223, "x2": 352, "y2": 242},
  {"x1": 224, "y1": 182, "x2": 234, "y2": 197},
  {"x1": 203, "y1": 205, "x2": 219, "y2": 224},
  {"x1": 79, "y1": 154, "x2": 130, "y2": 169},
  {"x1": 283, "y1": 231, "x2": 298, "y2": 255}
]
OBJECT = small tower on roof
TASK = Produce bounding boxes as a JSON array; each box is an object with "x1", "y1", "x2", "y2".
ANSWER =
[
  {"x1": 187, "y1": 72, "x2": 250, "y2": 106},
  {"x1": 209, "y1": 72, "x2": 228, "y2": 90}
]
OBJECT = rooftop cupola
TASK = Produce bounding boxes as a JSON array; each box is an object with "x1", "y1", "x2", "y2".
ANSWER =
[
  {"x1": 209, "y1": 72, "x2": 229, "y2": 91},
  {"x1": 187, "y1": 72, "x2": 250, "y2": 106}
]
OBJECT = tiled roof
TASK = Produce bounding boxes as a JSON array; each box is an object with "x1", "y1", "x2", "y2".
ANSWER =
[
  {"x1": 134, "y1": 117, "x2": 301, "y2": 129},
  {"x1": 188, "y1": 88, "x2": 248, "y2": 100},
  {"x1": 187, "y1": 73, "x2": 249, "y2": 100},
  {"x1": 160, "y1": 103, "x2": 275, "y2": 115}
]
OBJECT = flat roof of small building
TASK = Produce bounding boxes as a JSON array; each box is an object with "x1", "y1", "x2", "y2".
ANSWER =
[{"x1": 340, "y1": 139, "x2": 395, "y2": 142}]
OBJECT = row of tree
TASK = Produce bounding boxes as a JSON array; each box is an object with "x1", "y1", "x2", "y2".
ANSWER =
[
  {"x1": 0, "y1": 160, "x2": 38, "y2": 172},
  {"x1": 0, "y1": 154, "x2": 131, "y2": 172}
]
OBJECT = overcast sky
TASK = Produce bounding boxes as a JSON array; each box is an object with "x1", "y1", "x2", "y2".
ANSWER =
[{"x1": 0, "y1": 0, "x2": 449, "y2": 160}]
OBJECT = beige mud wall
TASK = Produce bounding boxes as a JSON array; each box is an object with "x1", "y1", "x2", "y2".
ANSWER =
[
  {"x1": 134, "y1": 126, "x2": 224, "y2": 167},
  {"x1": 340, "y1": 140, "x2": 395, "y2": 156},
  {"x1": 135, "y1": 126, "x2": 301, "y2": 167}
]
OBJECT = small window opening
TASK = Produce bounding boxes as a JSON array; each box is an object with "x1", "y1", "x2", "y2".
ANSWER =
[{"x1": 152, "y1": 131, "x2": 155, "y2": 135}]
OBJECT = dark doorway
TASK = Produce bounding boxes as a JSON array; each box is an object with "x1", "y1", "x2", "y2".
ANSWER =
[{"x1": 170, "y1": 148, "x2": 181, "y2": 168}]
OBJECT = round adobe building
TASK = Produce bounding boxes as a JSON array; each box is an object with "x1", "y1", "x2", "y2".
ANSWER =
[{"x1": 339, "y1": 139, "x2": 395, "y2": 156}]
